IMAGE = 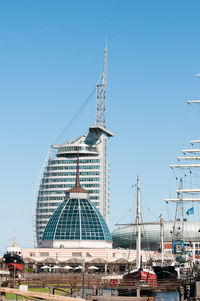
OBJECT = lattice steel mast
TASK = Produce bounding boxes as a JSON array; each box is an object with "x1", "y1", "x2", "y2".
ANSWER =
[{"x1": 96, "y1": 45, "x2": 107, "y2": 128}]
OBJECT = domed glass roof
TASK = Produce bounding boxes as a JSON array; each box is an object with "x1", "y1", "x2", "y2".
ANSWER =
[{"x1": 42, "y1": 197, "x2": 112, "y2": 242}]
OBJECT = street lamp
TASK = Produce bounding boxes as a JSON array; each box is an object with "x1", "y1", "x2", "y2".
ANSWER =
[{"x1": 82, "y1": 258, "x2": 85, "y2": 299}]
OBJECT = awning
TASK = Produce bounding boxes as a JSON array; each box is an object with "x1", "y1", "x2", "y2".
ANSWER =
[{"x1": 88, "y1": 266, "x2": 99, "y2": 270}]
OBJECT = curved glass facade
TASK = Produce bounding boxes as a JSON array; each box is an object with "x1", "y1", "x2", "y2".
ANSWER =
[
  {"x1": 35, "y1": 126, "x2": 112, "y2": 246},
  {"x1": 42, "y1": 198, "x2": 112, "y2": 242},
  {"x1": 112, "y1": 221, "x2": 200, "y2": 251},
  {"x1": 57, "y1": 145, "x2": 97, "y2": 155}
]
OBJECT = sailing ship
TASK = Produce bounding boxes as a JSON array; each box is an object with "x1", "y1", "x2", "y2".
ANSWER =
[
  {"x1": 152, "y1": 213, "x2": 178, "y2": 279},
  {"x1": 119, "y1": 176, "x2": 157, "y2": 296},
  {"x1": 164, "y1": 98, "x2": 200, "y2": 273}
]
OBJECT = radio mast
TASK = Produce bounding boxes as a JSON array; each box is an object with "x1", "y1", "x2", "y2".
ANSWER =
[{"x1": 96, "y1": 44, "x2": 107, "y2": 128}]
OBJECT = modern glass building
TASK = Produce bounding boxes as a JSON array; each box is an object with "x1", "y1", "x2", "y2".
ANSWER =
[
  {"x1": 41, "y1": 172, "x2": 112, "y2": 249},
  {"x1": 34, "y1": 46, "x2": 113, "y2": 247},
  {"x1": 35, "y1": 125, "x2": 113, "y2": 246},
  {"x1": 112, "y1": 221, "x2": 200, "y2": 251}
]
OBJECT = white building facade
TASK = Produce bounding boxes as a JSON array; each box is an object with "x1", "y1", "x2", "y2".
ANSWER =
[{"x1": 35, "y1": 125, "x2": 113, "y2": 247}]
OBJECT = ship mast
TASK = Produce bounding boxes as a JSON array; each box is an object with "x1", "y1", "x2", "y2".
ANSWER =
[
  {"x1": 136, "y1": 176, "x2": 141, "y2": 270},
  {"x1": 13, "y1": 232, "x2": 17, "y2": 247},
  {"x1": 160, "y1": 212, "x2": 164, "y2": 267},
  {"x1": 116, "y1": 176, "x2": 141, "y2": 269}
]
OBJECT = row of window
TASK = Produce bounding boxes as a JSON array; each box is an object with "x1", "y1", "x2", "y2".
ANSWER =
[
  {"x1": 39, "y1": 191, "x2": 64, "y2": 195},
  {"x1": 58, "y1": 146, "x2": 97, "y2": 153},
  {"x1": 52, "y1": 235, "x2": 105, "y2": 240},
  {"x1": 36, "y1": 214, "x2": 52, "y2": 219},
  {"x1": 46, "y1": 165, "x2": 100, "y2": 171},
  {"x1": 90, "y1": 196, "x2": 100, "y2": 200},
  {"x1": 87, "y1": 190, "x2": 100, "y2": 194},
  {"x1": 36, "y1": 221, "x2": 48, "y2": 226},
  {"x1": 185, "y1": 243, "x2": 200, "y2": 248},
  {"x1": 36, "y1": 226, "x2": 45, "y2": 230},
  {"x1": 39, "y1": 252, "x2": 49, "y2": 257},
  {"x1": 36, "y1": 209, "x2": 55, "y2": 213},
  {"x1": 40, "y1": 183, "x2": 100, "y2": 189},
  {"x1": 37, "y1": 200, "x2": 100, "y2": 208},
  {"x1": 36, "y1": 221, "x2": 46, "y2": 225},
  {"x1": 57, "y1": 154, "x2": 98, "y2": 158},
  {"x1": 30, "y1": 251, "x2": 105, "y2": 257},
  {"x1": 37, "y1": 202, "x2": 61, "y2": 207},
  {"x1": 44, "y1": 172, "x2": 100, "y2": 177},
  {"x1": 49, "y1": 159, "x2": 100, "y2": 165},
  {"x1": 43, "y1": 176, "x2": 100, "y2": 182},
  {"x1": 39, "y1": 190, "x2": 99, "y2": 196},
  {"x1": 41, "y1": 184, "x2": 73, "y2": 189},
  {"x1": 37, "y1": 197, "x2": 63, "y2": 201},
  {"x1": 42, "y1": 179, "x2": 100, "y2": 186}
]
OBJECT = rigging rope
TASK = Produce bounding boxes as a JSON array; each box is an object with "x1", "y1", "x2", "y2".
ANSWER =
[
  {"x1": 53, "y1": 86, "x2": 96, "y2": 144},
  {"x1": 127, "y1": 186, "x2": 138, "y2": 264},
  {"x1": 183, "y1": 103, "x2": 189, "y2": 148},
  {"x1": 139, "y1": 189, "x2": 152, "y2": 259},
  {"x1": 115, "y1": 209, "x2": 132, "y2": 225},
  {"x1": 147, "y1": 207, "x2": 158, "y2": 219},
  {"x1": 165, "y1": 201, "x2": 170, "y2": 222}
]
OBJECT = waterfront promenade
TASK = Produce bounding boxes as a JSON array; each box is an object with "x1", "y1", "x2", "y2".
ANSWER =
[{"x1": 0, "y1": 273, "x2": 185, "y2": 301}]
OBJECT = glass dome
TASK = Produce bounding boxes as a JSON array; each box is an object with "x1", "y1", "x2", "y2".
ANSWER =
[{"x1": 42, "y1": 198, "x2": 112, "y2": 242}]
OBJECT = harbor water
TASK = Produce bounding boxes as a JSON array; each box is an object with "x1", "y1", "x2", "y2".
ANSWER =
[
  {"x1": 156, "y1": 291, "x2": 179, "y2": 300},
  {"x1": 89, "y1": 289, "x2": 180, "y2": 300}
]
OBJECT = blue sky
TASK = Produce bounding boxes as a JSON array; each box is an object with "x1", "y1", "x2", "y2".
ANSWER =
[{"x1": 1, "y1": 0, "x2": 200, "y2": 253}]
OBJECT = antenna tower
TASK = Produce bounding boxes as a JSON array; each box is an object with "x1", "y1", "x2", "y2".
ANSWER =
[{"x1": 96, "y1": 45, "x2": 107, "y2": 128}]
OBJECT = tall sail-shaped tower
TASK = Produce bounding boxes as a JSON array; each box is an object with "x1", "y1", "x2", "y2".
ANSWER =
[{"x1": 34, "y1": 46, "x2": 113, "y2": 247}]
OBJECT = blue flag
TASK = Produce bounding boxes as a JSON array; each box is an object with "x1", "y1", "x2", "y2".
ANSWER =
[{"x1": 186, "y1": 207, "x2": 194, "y2": 215}]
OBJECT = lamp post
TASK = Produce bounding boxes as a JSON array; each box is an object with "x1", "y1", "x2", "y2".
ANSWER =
[{"x1": 82, "y1": 259, "x2": 85, "y2": 299}]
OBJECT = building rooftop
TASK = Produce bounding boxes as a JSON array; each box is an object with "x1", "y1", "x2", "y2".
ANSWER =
[{"x1": 42, "y1": 197, "x2": 112, "y2": 243}]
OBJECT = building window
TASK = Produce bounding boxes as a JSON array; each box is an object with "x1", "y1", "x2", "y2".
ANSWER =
[
  {"x1": 72, "y1": 252, "x2": 82, "y2": 257},
  {"x1": 39, "y1": 252, "x2": 49, "y2": 257}
]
